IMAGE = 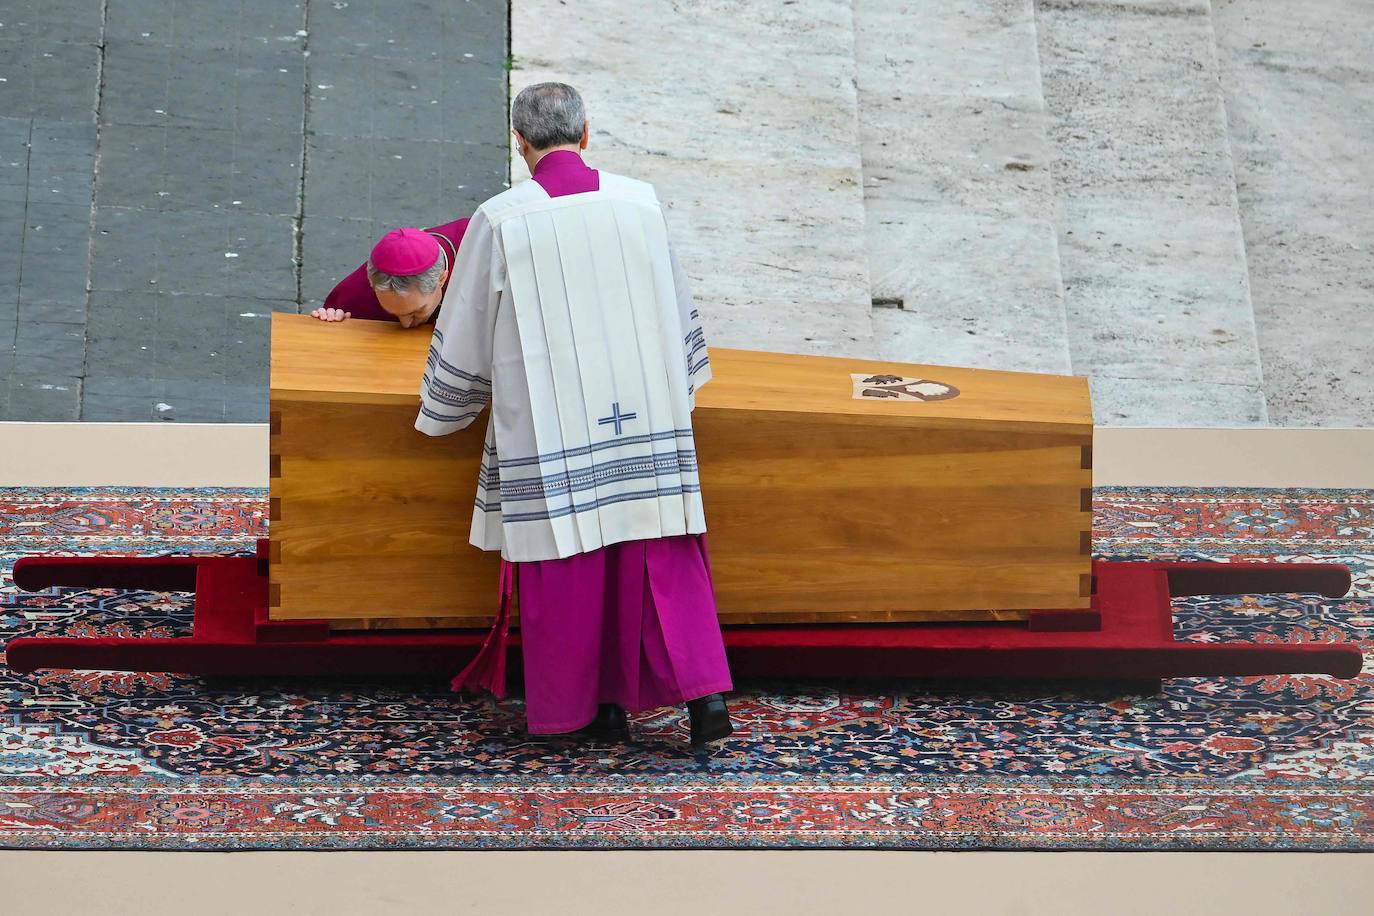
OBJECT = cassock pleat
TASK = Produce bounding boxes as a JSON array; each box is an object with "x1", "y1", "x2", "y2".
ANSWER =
[
  {"x1": 525, "y1": 210, "x2": 602, "y2": 554},
  {"x1": 449, "y1": 558, "x2": 516, "y2": 698},
  {"x1": 609, "y1": 203, "x2": 690, "y2": 534},
  {"x1": 503, "y1": 215, "x2": 577, "y2": 557},
  {"x1": 512, "y1": 533, "x2": 733, "y2": 734}
]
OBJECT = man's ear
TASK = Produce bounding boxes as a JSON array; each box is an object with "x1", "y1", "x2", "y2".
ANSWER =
[
  {"x1": 580, "y1": 119, "x2": 589, "y2": 150},
  {"x1": 513, "y1": 128, "x2": 526, "y2": 155},
  {"x1": 438, "y1": 268, "x2": 451, "y2": 286}
]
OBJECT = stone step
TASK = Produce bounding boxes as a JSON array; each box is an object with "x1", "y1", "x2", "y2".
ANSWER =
[
  {"x1": 854, "y1": 0, "x2": 1073, "y2": 376},
  {"x1": 1212, "y1": 0, "x2": 1374, "y2": 428},
  {"x1": 510, "y1": 0, "x2": 876, "y2": 359},
  {"x1": 1034, "y1": 0, "x2": 1267, "y2": 425}
]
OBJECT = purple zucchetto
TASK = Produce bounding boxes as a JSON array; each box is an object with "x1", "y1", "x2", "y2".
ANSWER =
[{"x1": 369, "y1": 227, "x2": 441, "y2": 275}]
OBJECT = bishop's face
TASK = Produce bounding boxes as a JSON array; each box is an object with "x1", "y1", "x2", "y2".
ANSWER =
[{"x1": 374, "y1": 270, "x2": 449, "y2": 328}]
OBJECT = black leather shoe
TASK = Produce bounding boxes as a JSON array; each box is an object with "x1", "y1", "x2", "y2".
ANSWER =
[
  {"x1": 582, "y1": 703, "x2": 629, "y2": 739},
  {"x1": 686, "y1": 693, "x2": 733, "y2": 745}
]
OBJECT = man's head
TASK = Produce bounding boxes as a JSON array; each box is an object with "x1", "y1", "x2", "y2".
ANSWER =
[
  {"x1": 367, "y1": 228, "x2": 450, "y2": 328},
  {"x1": 511, "y1": 82, "x2": 589, "y2": 173}
]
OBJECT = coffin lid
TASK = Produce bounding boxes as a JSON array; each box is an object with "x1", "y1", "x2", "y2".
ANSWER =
[{"x1": 270, "y1": 312, "x2": 1093, "y2": 436}]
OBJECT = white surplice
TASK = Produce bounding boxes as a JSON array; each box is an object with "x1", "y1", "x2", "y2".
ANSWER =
[{"x1": 415, "y1": 172, "x2": 713, "y2": 562}]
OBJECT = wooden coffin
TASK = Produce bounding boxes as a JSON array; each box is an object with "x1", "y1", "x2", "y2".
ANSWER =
[{"x1": 269, "y1": 312, "x2": 1094, "y2": 629}]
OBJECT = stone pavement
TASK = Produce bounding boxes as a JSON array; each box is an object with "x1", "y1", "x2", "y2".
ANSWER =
[
  {"x1": 1213, "y1": 0, "x2": 1374, "y2": 427},
  {"x1": 0, "y1": 0, "x2": 510, "y2": 422},
  {"x1": 511, "y1": 0, "x2": 1370, "y2": 427},
  {"x1": 511, "y1": 0, "x2": 877, "y2": 361},
  {"x1": 1035, "y1": 0, "x2": 1267, "y2": 426},
  {"x1": 4, "y1": 1, "x2": 1370, "y2": 428},
  {"x1": 857, "y1": 0, "x2": 1073, "y2": 379}
]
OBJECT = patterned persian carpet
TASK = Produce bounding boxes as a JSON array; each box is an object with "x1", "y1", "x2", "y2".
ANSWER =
[{"x1": 0, "y1": 486, "x2": 1371, "y2": 851}]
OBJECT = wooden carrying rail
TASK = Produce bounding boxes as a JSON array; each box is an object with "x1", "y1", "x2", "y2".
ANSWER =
[{"x1": 4, "y1": 551, "x2": 1362, "y2": 685}]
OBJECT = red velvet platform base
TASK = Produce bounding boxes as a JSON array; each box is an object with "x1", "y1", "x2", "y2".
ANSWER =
[{"x1": 4, "y1": 540, "x2": 1363, "y2": 685}]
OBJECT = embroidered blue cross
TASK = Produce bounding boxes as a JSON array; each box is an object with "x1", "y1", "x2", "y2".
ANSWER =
[{"x1": 597, "y1": 401, "x2": 637, "y2": 435}]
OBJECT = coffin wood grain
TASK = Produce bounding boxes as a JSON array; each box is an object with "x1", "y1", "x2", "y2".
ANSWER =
[{"x1": 269, "y1": 313, "x2": 1094, "y2": 627}]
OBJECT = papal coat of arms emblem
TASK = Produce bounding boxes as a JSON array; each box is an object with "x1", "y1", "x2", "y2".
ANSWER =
[{"x1": 850, "y1": 373, "x2": 961, "y2": 402}]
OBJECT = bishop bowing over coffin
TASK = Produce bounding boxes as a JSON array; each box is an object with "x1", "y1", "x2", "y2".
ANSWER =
[
  {"x1": 415, "y1": 82, "x2": 735, "y2": 745},
  {"x1": 311, "y1": 220, "x2": 470, "y2": 328}
]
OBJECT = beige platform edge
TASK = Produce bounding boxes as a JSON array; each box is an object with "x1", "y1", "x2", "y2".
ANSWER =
[
  {"x1": 3, "y1": 422, "x2": 1373, "y2": 916},
  {"x1": 1, "y1": 422, "x2": 1371, "y2": 488}
]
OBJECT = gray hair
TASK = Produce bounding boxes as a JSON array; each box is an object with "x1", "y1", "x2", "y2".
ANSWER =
[
  {"x1": 366, "y1": 249, "x2": 445, "y2": 295},
  {"x1": 511, "y1": 82, "x2": 586, "y2": 150}
]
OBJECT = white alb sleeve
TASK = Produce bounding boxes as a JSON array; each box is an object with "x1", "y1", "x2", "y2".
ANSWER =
[
  {"x1": 416, "y1": 208, "x2": 502, "y2": 436},
  {"x1": 668, "y1": 240, "x2": 711, "y2": 406}
]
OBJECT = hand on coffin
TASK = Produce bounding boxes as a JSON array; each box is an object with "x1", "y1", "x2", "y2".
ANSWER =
[{"x1": 310, "y1": 307, "x2": 352, "y2": 322}]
